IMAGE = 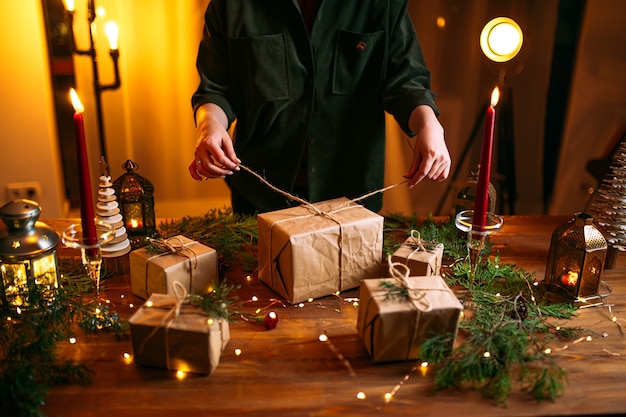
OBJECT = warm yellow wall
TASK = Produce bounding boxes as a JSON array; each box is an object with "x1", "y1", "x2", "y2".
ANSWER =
[{"x1": 0, "y1": 0, "x2": 66, "y2": 217}]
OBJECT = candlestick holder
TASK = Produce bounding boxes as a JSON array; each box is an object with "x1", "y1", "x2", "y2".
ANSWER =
[
  {"x1": 62, "y1": 220, "x2": 115, "y2": 299},
  {"x1": 455, "y1": 209, "x2": 504, "y2": 284},
  {"x1": 65, "y1": 0, "x2": 121, "y2": 160}
]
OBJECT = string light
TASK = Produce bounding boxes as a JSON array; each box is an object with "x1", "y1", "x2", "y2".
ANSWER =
[
  {"x1": 234, "y1": 348, "x2": 242, "y2": 356},
  {"x1": 318, "y1": 333, "x2": 355, "y2": 376},
  {"x1": 356, "y1": 392, "x2": 366, "y2": 400},
  {"x1": 176, "y1": 370, "x2": 185, "y2": 380},
  {"x1": 69, "y1": 337, "x2": 77, "y2": 344},
  {"x1": 384, "y1": 365, "x2": 417, "y2": 403}
]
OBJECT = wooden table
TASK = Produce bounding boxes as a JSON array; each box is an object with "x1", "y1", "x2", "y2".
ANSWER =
[{"x1": 41, "y1": 216, "x2": 626, "y2": 416}]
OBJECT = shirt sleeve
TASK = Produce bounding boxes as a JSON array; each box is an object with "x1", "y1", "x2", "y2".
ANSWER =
[
  {"x1": 191, "y1": 0, "x2": 237, "y2": 127},
  {"x1": 382, "y1": 0, "x2": 439, "y2": 136}
]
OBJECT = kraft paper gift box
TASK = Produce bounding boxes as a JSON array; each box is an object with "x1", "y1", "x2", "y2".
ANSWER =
[
  {"x1": 129, "y1": 293, "x2": 230, "y2": 375},
  {"x1": 357, "y1": 275, "x2": 462, "y2": 363},
  {"x1": 390, "y1": 231, "x2": 444, "y2": 277},
  {"x1": 130, "y1": 235, "x2": 218, "y2": 299},
  {"x1": 257, "y1": 197, "x2": 384, "y2": 304}
]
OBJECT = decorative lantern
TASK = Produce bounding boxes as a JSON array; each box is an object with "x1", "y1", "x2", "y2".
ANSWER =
[
  {"x1": 0, "y1": 199, "x2": 60, "y2": 307},
  {"x1": 543, "y1": 212, "x2": 607, "y2": 305},
  {"x1": 112, "y1": 160, "x2": 156, "y2": 243}
]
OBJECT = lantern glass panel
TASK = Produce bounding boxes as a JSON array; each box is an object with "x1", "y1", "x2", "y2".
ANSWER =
[
  {"x1": 1, "y1": 262, "x2": 28, "y2": 305},
  {"x1": 33, "y1": 253, "x2": 60, "y2": 300}
]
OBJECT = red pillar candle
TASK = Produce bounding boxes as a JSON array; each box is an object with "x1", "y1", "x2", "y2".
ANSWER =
[
  {"x1": 471, "y1": 87, "x2": 500, "y2": 232},
  {"x1": 70, "y1": 89, "x2": 98, "y2": 246}
]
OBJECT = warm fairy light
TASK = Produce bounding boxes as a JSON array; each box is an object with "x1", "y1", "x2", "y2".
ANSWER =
[
  {"x1": 555, "y1": 325, "x2": 561, "y2": 331},
  {"x1": 251, "y1": 296, "x2": 258, "y2": 302},
  {"x1": 352, "y1": 301, "x2": 359, "y2": 308},
  {"x1": 436, "y1": 16, "x2": 446, "y2": 29},
  {"x1": 69, "y1": 337, "x2": 77, "y2": 344},
  {"x1": 420, "y1": 361, "x2": 429, "y2": 368},
  {"x1": 533, "y1": 281, "x2": 539, "y2": 286},
  {"x1": 207, "y1": 318, "x2": 214, "y2": 326},
  {"x1": 69, "y1": 88, "x2": 85, "y2": 113},
  {"x1": 176, "y1": 370, "x2": 185, "y2": 380},
  {"x1": 234, "y1": 348, "x2": 242, "y2": 356},
  {"x1": 255, "y1": 308, "x2": 261, "y2": 314},
  {"x1": 612, "y1": 316, "x2": 618, "y2": 322},
  {"x1": 483, "y1": 351, "x2": 491, "y2": 358},
  {"x1": 16, "y1": 307, "x2": 21, "y2": 315},
  {"x1": 129, "y1": 303, "x2": 134, "y2": 308},
  {"x1": 298, "y1": 303, "x2": 305, "y2": 308},
  {"x1": 95, "y1": 307, "x2": 101, "y2": 315},
  {"x1": 356, "y1": 392, "x2": 366, "y2": 400},
  {"x1": 495, "y1": 292, "x2": 501, "y2": 297},
  {"x1": 384, "y1": 393, "x2": 393, "y2": 403},
  {"x1": 145, "y1": 301, "x2": 153, "y2": 307},
  {"x1": 123, "y1": 352, "x2": 131, "y2": 359},
  {"x1": 318, "y1": 334, "x2": 328, "y2": 342},
  {"x1": 544, "y1": 348, "x2": 552, "y2": 354},
  {"x1": 105, "y1": 299, "x2": 111, "y2": 304},
  {"x1": 307, "y1": 298, "x2": 314, "y2": 303},
  {"x1": 123, "y1": 352, "x2": 132, "y2": 364},
  {"x1": 586, "y1": 336, "x2": 592, "y2": 342},
  {"x1": 335, "y1": 291, "x2": 340, "y2": 296}
]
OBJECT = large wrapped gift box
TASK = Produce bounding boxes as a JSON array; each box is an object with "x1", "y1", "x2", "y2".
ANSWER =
[
  {"x1": 357, "y1": 275, "x2": 462, "y2": 363},
  {"x1": 390, "y1": 232, "x2": 444, "y2": 277},
  {"x1": 129, "y1": 293, "x2": 230, "y2": 375},
  {"x1": 258, "y1": 197, "x2": 384, "y2": 304},
  {"x1": 130, "y1": 235, "x2": 218, "y2": 299}
]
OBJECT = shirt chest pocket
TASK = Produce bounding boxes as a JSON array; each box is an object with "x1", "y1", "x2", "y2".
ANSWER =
[
  {"x1": 332, "y1": 30, "x2": 385, "y2": 95},
  {"x1": 231, "y1": 33, "x2": 290, "y2": 102}
]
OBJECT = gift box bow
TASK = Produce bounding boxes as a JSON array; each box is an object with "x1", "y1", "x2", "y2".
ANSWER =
[{"x1": 143, "y1": 236, "x2": 200, "y2": 293}]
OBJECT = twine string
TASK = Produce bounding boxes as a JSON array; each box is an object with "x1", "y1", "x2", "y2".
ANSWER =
[{"x1": 238, "y1": 163, "x2": 408, "y2": 209}]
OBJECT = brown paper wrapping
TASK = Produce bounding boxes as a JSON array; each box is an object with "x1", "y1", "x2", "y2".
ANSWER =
[
  {"x1": 257, "y1": 197, "x2": 384, "y2": 304},
  {"x1": 129, "y1": 293, "x2": 230, "y2": 375},
  {"x1": 130, "y1": 235, "x2": 218, "y2": 300},
  {"x1": 390, "y1": 233, "x2": 443, "y2": 277},
  {"x1": 357, "y1": 275, "x2": 462, "y2": 363}
]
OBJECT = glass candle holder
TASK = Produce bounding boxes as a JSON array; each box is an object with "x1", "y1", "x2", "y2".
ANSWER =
[
  {"x1": 455, "y1": 209, "x2": 504, "y2": 281},
  {"x1": 62, "y1": 221, "x2": 115, "y2": 298}
]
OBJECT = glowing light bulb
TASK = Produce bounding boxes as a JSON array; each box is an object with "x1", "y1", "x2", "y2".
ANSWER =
[
  {"x1": 356, "y1": 392, "x2": 366, "y2": 400},
  {"x1": 318, "y1": 334, "x2": 328, "y2": 342},
  {"x1": 69, "y1": 337, "x2": 77, "y2": 344},
  {"x1": 234, "y1": 348, "x2": 242, "y2": 356},
  {"x1": 176, "y1": 370, "x2": 185, "y2": 380}
]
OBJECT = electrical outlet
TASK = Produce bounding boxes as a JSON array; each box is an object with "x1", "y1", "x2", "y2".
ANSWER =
[{"x1": 5, "y1": 182, "x2": 43, "y2": 202}]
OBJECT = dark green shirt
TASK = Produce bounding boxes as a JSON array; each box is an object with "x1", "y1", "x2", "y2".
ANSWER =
[{"x1": 192, "y1": 0, "x2": 438, "y2": 212}]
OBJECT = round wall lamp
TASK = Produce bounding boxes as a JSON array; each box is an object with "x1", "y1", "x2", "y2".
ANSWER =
[{"x1": 480, "y1": 17, "x2": 523, "y2": 63}]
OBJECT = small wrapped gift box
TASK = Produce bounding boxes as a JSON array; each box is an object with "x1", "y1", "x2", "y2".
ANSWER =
[
  {"x1": 390, "y1": 231, "x2": 444, "y2": 277},
  {"x1": 357, "y1": 273, "x2": 462, "y2": 363},
  {"x1": 130, "y1": 235, "x2": 218, "y2": 299},
  {"x1": 257, "y1": 197, "x2": 384, "y2": 304},
  {"x1": 129, "y1": 293, "x2": 230, "y2": 375}
]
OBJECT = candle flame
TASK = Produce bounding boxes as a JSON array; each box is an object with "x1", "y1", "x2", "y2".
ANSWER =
[
  {"x1": 560, "y1": 271, "x2": 579, "y2": 287},
  {"x1": 63, "y1": 0, "x2": 75, "y2": 12},
  {"x1": 105, "y1": 21, "x2": 119, "y2": 50},
  {"x1": 69, "y1": 88, "x2": 84, "y2": 113},
  {"x1": 491, "y1": 87, "x2": 500, "y2": 107}
]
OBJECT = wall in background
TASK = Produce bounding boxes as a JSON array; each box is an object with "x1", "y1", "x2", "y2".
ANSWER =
[{"x1": 1, "y1": 0, "x2": 625, "y2": 219}]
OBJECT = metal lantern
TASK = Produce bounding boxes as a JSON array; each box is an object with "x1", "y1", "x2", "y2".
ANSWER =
[
  {"x1": 112, "y1": 159, "x2": 156, "y2": 241},
  {"x1": 543, "y1": 212, "x2": 607, "y2": 304},
  {"x1": 0, "y1": 199, "x2": 60, "y2": 306}
]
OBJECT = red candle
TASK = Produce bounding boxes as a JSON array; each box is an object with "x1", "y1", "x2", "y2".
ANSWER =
[
  {"x1": 70, "y1": 89, "x2": 98, "y2": 246},
  {"x1": 472, "y1": 87, "x2": 500, "y2": 232}
]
